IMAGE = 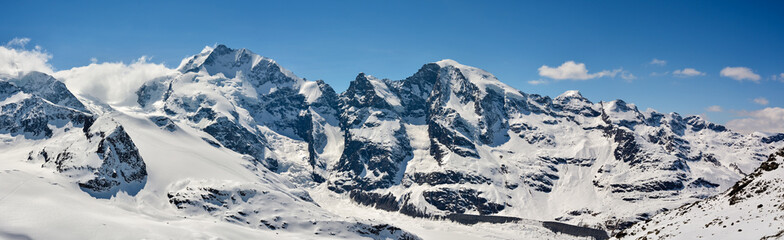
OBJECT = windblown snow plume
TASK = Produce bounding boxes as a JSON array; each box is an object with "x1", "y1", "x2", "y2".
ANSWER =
[{"x1": 54, "y1": 57, "x2": 175, "y2": 107}]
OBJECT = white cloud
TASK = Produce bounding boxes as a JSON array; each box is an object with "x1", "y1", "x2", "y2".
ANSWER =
[
  {"x1": 650, "y1": 71, "x2": 669, "y2": 77},
  {"x1": 650, "y1": 58, "x2": 667, "y2": 66},
  {"x1": 706, "y1": 105, "x2": 723, "y2": 112},
  {"x1": 538, "y1": 61, "x2": 621, "y2": 80},
  {"x1": 0, "y1": 44, "x2": 53, "y2": 78},
  {"x1": 672, "y1": 68, "x2": 705, "y2": 77},
  {"x1": 753, "y1": 97, "x2": 769, "y2": 106},
  {"x1": 527, "y1": 79, "x2": 548, "y2": 85},
  {"x1": 54, "y1": 56, "x2": 175, "y2": 107},
  {"x1": 720, "y1": 66, "x2": 761, "y2": 82},
  {"x1": 5, "y1": 37, "x2": 31, "y2": 48},
  {"x1": 726, "y1": 107, "x2": 784, "y2": 134}
]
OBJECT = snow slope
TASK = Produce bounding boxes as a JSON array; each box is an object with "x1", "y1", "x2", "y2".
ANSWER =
[{"x1": 615, "y1": 148, "x2": 784, "y2": 239}]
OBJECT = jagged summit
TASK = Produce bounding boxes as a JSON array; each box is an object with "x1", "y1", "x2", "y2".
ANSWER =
[
  {"x1": 176, "y1": 44, "x2": 302, "y2": 88},
  {"x1": 432, "y1": 59, "x2": 521, "y2": 97},
  {"x1": 3, "y1": 71, "x2": 87, "y2": 111}
]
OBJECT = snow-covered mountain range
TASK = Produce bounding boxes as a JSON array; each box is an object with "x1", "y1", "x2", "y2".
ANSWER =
[{"x1": 1, "y1": 44, "x2": 783, "y2": 239}]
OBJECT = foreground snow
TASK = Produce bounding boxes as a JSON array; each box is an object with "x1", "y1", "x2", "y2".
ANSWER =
[{"x1": 615, "y1": 148, "x2": 784, "y2": 240}]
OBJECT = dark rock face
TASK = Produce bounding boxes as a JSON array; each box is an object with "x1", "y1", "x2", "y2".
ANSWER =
[
  {"x1": 204, "y1": 117, "x2": 276, "y2": 171},
  {"x1": 523, "y1": 170, "x2": 560, "y2": 193},
  {"x1": 609, "y1": 180, "x2": 685, "y2": 193},
  {"x1": 408, "y1": 170, "x2": 490, "y2": 186},
  {"x1": 0, "y1": 97, "x2": 92, "y2": 139},
  {"x1": 427, "y1": 66, "x2": 480, "y2": 161},
  {"x1": 149, "y1": 116, "x2": 178, "y2": 132},
  {"x1": 349, "y1": 190, "x2": 400, "y2": 212},
  {"x1": 248, "y1": 88, "x2": 309, "y2": 139},
  {"x1": 78, "y1": 120, "x2": 148, "y2": 198},
  {"x1": 423, "y1": 188, "x2": 505, "y2": 215},
  {"x1": 0, "y1": 79, "x2": 91, "y2": 139},
  {"x1": 427, "y1": 119, "x2": 479, "y2": 161},
  {"x1": 168, "y1": 186, "x2": 262, "y2": 212},
  {"x1": 603, "y1": 125, "x2": 645, "y2": 166},
  {"x1": 542, "y1": 221, "x2": 610, "y2": 240},
  {"x1": 330, "y1": 73, "x2": 413, "y2": 193},
  {"x1": 688, "y1": 178, "x2": 720, "y2": 188},
  {"x1": 477, "y1": 88, "x2": 509, "y2": 146},
  {"x1": 389, "y1": 63, "x2": 439, "y2": 118},
  {"x1": 684, "y1": 115, "x2": 727, "y2": 132},
  {"x1": 762, "y1": 133, "x2": 784, "y2": 144}
]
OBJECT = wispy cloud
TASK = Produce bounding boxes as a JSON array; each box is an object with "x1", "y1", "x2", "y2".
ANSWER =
[
  {"x1": 527, "y1": 79, "x2": 548, "y2": 85},
  {"x1": 720, "y1": 66, "x2": 761, "y2": 82},
  {"x1": 706, "y1": 105, "x2": 723, "y2": 112},
  {"x1": 538, "y1": 61, "x2": 622, "y2": 80},
  {"x1": 5, "y1": 37, "x2": 31, "y2": 48},
  {"x1": 649, "y1": 58, "x2": 667, "y2": 66},
  {"x1": 754, "y1": 97, "x2": 769, "y2": 106},
  {"x1": 620, "y1": 71, "x2": 636, "y2": 81},
  {"x1": 771, "y1": 73, "x2": 784, "y2": 82},
  {"x1": 650, "y1": 71, "x2": 669, "y2": 77},
  {"x1": 672, "y1": 68, "x2": 705, "y2": 77},
  {"x1": 726, "y1": 107, "x2": 784, "y2": 134}
]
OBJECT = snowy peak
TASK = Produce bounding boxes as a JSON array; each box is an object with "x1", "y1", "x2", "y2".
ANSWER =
[
  {"x1": 177, "y1": 44, "x2": 302, "y2": 87},
  {"x1": 604, "y1": 99, "x2": 637, "y2": 113},
  {"x1": 4, "y1": 71, "x2": 87, "y2": 111},
  {"x1": 555, "y1": 90, "x2": 586, "y2": 102},
  {"x1": 554, "y1": 90, "x2": 591, "y2": 107},
  {"x1": 434, "y1": 59, "x2": 520, "y2": 97}
]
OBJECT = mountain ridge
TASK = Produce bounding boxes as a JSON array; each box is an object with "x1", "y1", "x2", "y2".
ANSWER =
[{"x1": 2, "y1": 44, "x2": 784, "y2": 239}]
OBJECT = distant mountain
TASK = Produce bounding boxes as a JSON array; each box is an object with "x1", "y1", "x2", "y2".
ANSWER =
[{"x1": 2, "y1": 44, "x2": 783, "y2": 239}]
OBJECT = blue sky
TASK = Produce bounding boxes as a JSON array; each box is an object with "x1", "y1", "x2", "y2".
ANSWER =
[{"x1": 1, "y1": 0, "x2": 783, "y2": 128}]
